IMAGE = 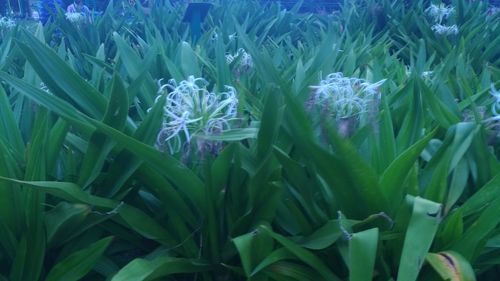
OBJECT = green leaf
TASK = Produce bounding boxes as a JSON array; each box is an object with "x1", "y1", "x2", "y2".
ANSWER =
[
  {"x1": 260, "y1": 225, "x2": 342, "y2": 281},
  {"x1": 197, "y1": 127, "x2": 259, "y2": 141},
  {"x1": 296, "y1": 220, "x2": 343, "y2": 250},
  {"x1": 380, "y1": 128, "x2": 436, "y2": 212},
  {"x1": 111, "y1": 257, "x2": 210, "y2": 281},
  {"x1": 78, "y1": 73, "x2": 129, "y2": 188},
  {"x1": 0, "y1": 85, "x2": 24, "y2": 156},
  {"x1": 426, "y1": 251, "x2": 476, "y2": 281},
  {"x1": 452, "y1": 194, "x2": 500, "y2": 261},
  {"x1": 179, "y1": 41, "x2": 201, "y2": 77},
  {"x1": 0, "y1": 177, "x2": 178, "y2": 246},
  {"x1": 0, "y1": 72, "x2": 94, "y2": 134},
  {"x1": 17, "y1": 30, "x2": 106, "y2": 118},
  {"x1": 45, "y1": 237, "x2": 113, "y2": 281},
  {"x1": 397, "y1": 196, "x2": 442, "y2": 281},
  {"x1": 349, "y1": 228, "x2": 379, "y2": 281},
  {"x1": 458, "y1": 173, "x2": 500, "y2": 216},
  {"x1": 257, "y1": 90, "x2": 282, "y2": 159},
  {"x1": 45, "y1": 202, "x2": 91, "y2": 247}
]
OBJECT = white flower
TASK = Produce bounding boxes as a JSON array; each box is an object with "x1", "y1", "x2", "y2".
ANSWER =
[
  {"x1": 225, "y1": 53, "x2": 235, "y2": 64},
  {"x1": 210, "y1": 29, "x2": 219, "y2": 41},
  {"x1": 431, "y1": 24, "x2": 458, "y2": 35},
  {"x1": 65, "y1": 12, "x2": 85, "y2": 23},
  {"x1": 309, "y1": 72, "x2": 386, "y2": 119},
  {"x1": 422, "y1": 71, "x2": 434, "y2": 79},
  {"x1": 406, "y1": 67, "x2": 434, "y2": 80},
  {"x1": 0, "y1": 17, "x2": 15, "y2": 29},
  {"x1": 39, "y1": 82, "x2": 52, "y2": 94},
  {"x1": 226, "y1": 48, "x2": 253, "y2": 71},
  {"x1": 426, "y1": 4, "x2": 454, "y2": 24},
  {"x1": 489, "y1": 84, "x2": 500, "y2": 119},
  {"x1": 228, "y1": 32, "x2": 237, "y2": 42},
  {"x1": 154, "y1": 76, "x2": 239, "y2": 153},
  {"x1": 239, "y1": 49, "x2": 254, "y2": 69}
]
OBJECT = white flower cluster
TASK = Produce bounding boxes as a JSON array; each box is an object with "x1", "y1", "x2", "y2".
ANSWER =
[
  {"x1": 431, "y1": 24, "x2": 458, "y2": 35},
  {"x1": 488, "y1": 84, "x2": 500, "y2": 122},
  {"x1": 210, "y1": 30, "x2": 218, "y2": 41},
  {"x1": 65, "y1": 12, "x2": 85, "y2": 23},
  {"x1": 309, "y1": 73, "x2": 386, "y2": 119},
  {"x1": 426, "y1": 3, "x2": 454, "y2": 23},
  {"x1": 210, "y1": 30, "x2": 237, "y2": 43},
  {"x1": 405, "y1": 66, "x2": 434, "y2": 80},
  {"x1": 40, "y1": 82, "x2": 51, "y2": 94},
  {"x1": 225, "y1": 48, "x2": 253, "y2": 69},
  {"x1": 0, "y1": 17, "x2": 15, "y2": 29},
  {"x1": 426, "y1": 3, "x2": 458, "y2": 36},
  {"x1": 154, "y1": 76, "x2": 239, "y2": 153},
  {"x1": 228, "y1": 32, "x2": 237, "y2": 42}
]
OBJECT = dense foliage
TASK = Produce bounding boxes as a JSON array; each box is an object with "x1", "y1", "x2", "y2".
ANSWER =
[{"x1": 0, "y1": 0, "x2": 499, "y2": 280}]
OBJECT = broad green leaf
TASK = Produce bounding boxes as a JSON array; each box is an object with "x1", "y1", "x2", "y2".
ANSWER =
[
  {"x1": 426, "y1": 251, "x2": 476, "y2": 281},
  {"x1": 380, "y1": 128, "x2": 436, "y2": 212},
  {"x1": 0, "y1": 177, "x2": 178, "y2": 246},
  {"x1": 296, "y1": 220, "x2": 343, "y2": 250},
  {"x1": 45, "y1": 202, "x2": 91, "y2": 247},
  {"x1": 349, "y1": 228, "x2": 379, "y2": 281},
  {"x1": 0, "y1": 85, "x2": 24, "y2": 156},
  {"x1": 458, "y1": 173, "x2": 500, "y2": 216},
  {"x1": 179, "y1": 41, "x2": 201, "y2": 77},
  {"x1": 397, "y1": 196, "x2": 442, "y2": 281},
  {"x1": 45, "y1": 237, "x2": 113, "y2": 281},
  {"x1": 452, "y1": 194, "x2": 500, "y2": 261},
  {"x1": 260, "y1": 225, "x2": 342, "y2": 281},
  {"x1": 78, "y1": 73, "x2": 129, "y2": 188},
  {"x1": 111, "y1": 257, "x2": 210, "y2": 281},
  {"x1": 17, "y1": 29, "x2": 106, "y2": 118}
]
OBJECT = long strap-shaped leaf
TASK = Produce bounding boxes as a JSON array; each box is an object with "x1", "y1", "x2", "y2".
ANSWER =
[
  {"x1": 0, "y1": 177, "x2": 179, "y2": 247},
  {"x1": 17, "y1": 29, "x2": 106, "y2": 119},
  {"x1": 0, "y1": 71, "x2": 206, "y2": 214},
  {"x1": 397, "y1": 196, "x2": 442, "y2": 281},
  {"x1": 111, "y1": 257, "x2": 211, "y2": 281},
  {"x1": 349, "y1": 228, "x2": 379, "y2": 281}
]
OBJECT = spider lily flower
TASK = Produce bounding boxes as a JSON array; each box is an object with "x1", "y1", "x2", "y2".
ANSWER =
[
  {"x1": 426, "y1": 3, "x2": 454, "y2": 24},
  {"x1": 40, "y1": 82, "x2": 52, "y2": 94},
  {"x1": 309, "y1": 72, "x2": 386, "y2": 120},
  {"x1": 488, "y1": 6, "x2": 499, "y2": 16},
  {"x1": 228, "y1": 32, "x2": 237, "y2": 42},
  {"x1": 154, "y1": 76, "x2": 239, "y2": 154},
  {"x1": 405, "y1": 67, "x2": 434, "y2": 80},
  {"x1": 0, "y1": 17, "x2": 15, "y2": 29},
  {"x1": 226, "y1": 48, "x2": 253, "y2": 69},
  {"x1": 65, "y1": 12, "x2": 85, "y2": 23},
  {"x1": 421, "y1": 71, "x2": 434, "y2": 79},
  {"x1": 486, "y1": 84, "x2": 500, "y2": 122},
  {"x1": 431, "y1": 24, "x2": 458, "y2": 36},
  {"x1": 210, "y1": 29, "x2": 219, "y2": 41}
]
